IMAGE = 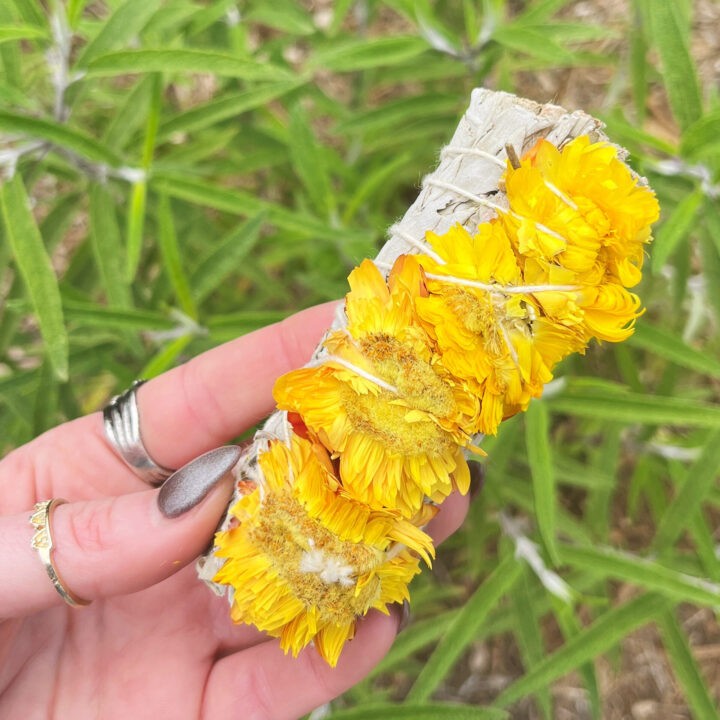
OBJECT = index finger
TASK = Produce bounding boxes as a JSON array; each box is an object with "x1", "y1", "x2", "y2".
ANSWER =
[
  {"x1": 135, "y1": 301, "x2": 337, "y2": 470},
  {"x1": 0, "y1": 302, "x2": 336, "y2": 505}
]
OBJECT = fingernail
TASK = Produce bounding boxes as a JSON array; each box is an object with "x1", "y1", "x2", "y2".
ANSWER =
[
  {"x1": 469, "y1": 461, "x2": 485, "y2": 500},
  {"x1": 158, "y1": 446, "x2": 241, "y2": 519}
]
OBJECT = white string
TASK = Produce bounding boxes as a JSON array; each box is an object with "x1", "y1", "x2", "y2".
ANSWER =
[
  {"x1": 440, "y1": 145, "x2": 507, "y2": 168},
  {"x1": 423, "y1": 272, "x2": 580, "y2": 295},
  {"x1": 425, "y1": 178, "x2": 506, "y2": 214},
  {"x1": 425, "y1": 178, "x2": 570, "y2": 246},
  {"x1": 308, "y1": 355, "x2": 399, "y2": 394},
  {"x1": 391, "y1": 228, "x2": 446, "y2": 264},
  {"x1": 544, "y1": 180, "x2": 578, "y2": 209}
]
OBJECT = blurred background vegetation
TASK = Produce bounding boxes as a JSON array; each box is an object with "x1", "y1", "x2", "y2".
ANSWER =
[{"x1": 1, "y1": 0, "x2": 719, "y2": 718}]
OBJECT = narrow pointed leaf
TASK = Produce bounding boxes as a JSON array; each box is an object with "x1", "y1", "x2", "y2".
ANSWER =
[
  {"x1": 0, "y1": 24, "x2": 47, "y2": 44},
  {"x1": 310, "y1": 36, "x2": 427, "y2": 72},
  {"x1": 654, "y1": 430, "x2": 720, "y2": 551},
  {"x1": 191, "y1": 212, "x2": 266, "y2": 303},
  {"x1": 0, "y1": 111, "x2": 122, "y2": 166},
  {"x1": 525, "y1": 400, "x2": 559, "y2": 565},
  {"x1": 547, "y1": 383, "x2": 720, "y2": 428},
  {"x1": 559, "y1": 544, "x2": 720, "y2": 607},
  {"x1": 494, "y1": 594, "x2": 667, "y2": 707},
  {"x1": 329, "y1": 705, "x2": 508, "y2": 720},
  {"x1": 406, "y1": 554, "x2": 522, "y2": 702},
  {"x1": 85, "y1": 49, "x2": 293, "y2": 82},
  {"x1": 649, "y1": 3, "x2": 702, "y2": 130},
  {"x1": 159, "y1": 81, "x2": 303, "y2": 138},
  {"x1": 658, "y1": 610, "x2": 719, "y2": 720},
  {"x1": 628, "y1": 322, "x2": 720, "y2": 378},
  {"x1": 651, "y1": 188, "x2": 702, "y2": 272},
  {"x1": 157, "y1": 195, "x2": 196, "y2": 318},
  {"x1": 75, "y1": 0, "x2": 163, "y2": 66},
  {"x1": 0, "y1": 175, "x2": 68, "y2": 380}
]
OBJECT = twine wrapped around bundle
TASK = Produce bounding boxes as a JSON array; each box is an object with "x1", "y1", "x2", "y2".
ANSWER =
[{"x1": 197, "y1": 88, "x2": 658, "y2": 666}]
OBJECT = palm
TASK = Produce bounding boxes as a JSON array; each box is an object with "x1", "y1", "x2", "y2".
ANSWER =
[{"x1": 0, "y1": 306, "x2": 467, "y2": 720}]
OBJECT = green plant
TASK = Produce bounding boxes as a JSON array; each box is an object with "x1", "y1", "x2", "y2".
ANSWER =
[{"x1": 1, "y1": 1, "x2": 718, "y2": 717}]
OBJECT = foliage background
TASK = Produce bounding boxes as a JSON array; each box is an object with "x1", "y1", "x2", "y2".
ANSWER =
[{"x1": 1, "y1": 0, "x2": 719, "y2": 717}]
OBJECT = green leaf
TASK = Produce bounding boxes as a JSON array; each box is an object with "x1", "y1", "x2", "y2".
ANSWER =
[
  {"x1": 75, "y1": 0, "x2": 164, "y2": 67},
  {"x1": 699, "y1": 228, "x2": 720, "y2": 325},
  {"x1": 547, "y1": 382, "x2": 720, "y2": 428},
  {"x1": 512, "y1": 571, "x2": 553, "y2": 719},
  {"x1": 649, "y1": 3, "x2": 702, "y2": 130},
  {"x1": 525, "y1": 400, "x2": 559, "y2": 566},
  {"x1": 628, "y1": 322, "x2": 720, "y2": 378},
  {"x1": 406, "y1": 554, "x2": 522, "y2": 702},
  {"x1": 493, "y1": 26, "x2": 574, "y2": 64},
  {"x1": 651, "y1": 188, "x2": 702, "y2": 272},
  {"x1": 159, "y1": 81, "x2": 303, "y2": 138},
  {"x1": 0, "y1": 175, "x2": 68, "y2": 380},
  {"x1": 141, "y1": 334, "x2": 193, "y2": 379},
  {"x1": 494, "y1": 594, "x2": 667, "y2": 707},
  {"x1": 88, "y1": 185, "x2": 131, "y2": 308},
  {"x1": 335, "y1": 94, "x2": 459, "y2": 136},
  {"x1": 151, "y1": 172, "x2": 372, "y2": 246},
  {"x1": 125, "y1": 181, "x2": 147, "y2": 283},
  {"x1": 0, "y1": 111, "x2": 122, "y2": 167},
  {"x1": 62, "y1": 301, "x2": 175, "y2": 331},
  {"x1": 127, "y1": 73, "x2": 162, "y2": 282},
  {"x1": 85, "y1": 49, "x2": 293, "y2": 82},
  {"x1": 245, "y1": 2, "x2": 315, "y2": 35},
  {"x1": 288, "y1": 103, "x2": 333, "y2": 219},
  {"x1": 342, "y1": 153, "x2": 412, "y2": 225},
  {"x1": 67, "y1": 0, "x2": 90, "y2": 28},
  {"x1": 559, "y1": 544, "x2": 720, "y2": 607},
  {"x1": 680, "y1": 109, "x2": 720, "y2": 160},
  {"x1": 5, "y1": 0, "x2": 45, "y2": 27},
  {"x1": 157, "y1": 195, "x2": 197, "y2": 319},
  {"x1": 102, "y1": 74, "x2": 153, "y2": 150},
  {"x1": 0, "y1": 24, "x2": 46, "y2": 44},
  {"x1": 328, "y1": 705, "x2": 508, "y2": 720},
  {"x1": 191, "y1": 212, "x2": 266, "y2": 303},
  {"x1": 310, "y1": 36, "x2": 428, "y2": 72},
  {"x1": 653, "y1": 430, "x2": 720, "y2": 551},
  {"x1": 658, "y1": 610, "x2": 719, "y2": 720}
]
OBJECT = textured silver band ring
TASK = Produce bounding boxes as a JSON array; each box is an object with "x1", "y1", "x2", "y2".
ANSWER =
[{"x1": 103, "y1": 379, "x2": 174, "y2": 485}]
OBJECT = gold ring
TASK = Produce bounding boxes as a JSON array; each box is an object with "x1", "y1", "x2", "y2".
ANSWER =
[{"x1": 30, "y1": 499, "x2": 91, "y2": 608}]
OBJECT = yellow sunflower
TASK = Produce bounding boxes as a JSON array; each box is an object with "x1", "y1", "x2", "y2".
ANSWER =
[
  {"x1": 213, "y1": 434, "x2": 434, "y2": 667},
  {"x1": 274, "y1": 257, "x2": 480, "y2": 517}
]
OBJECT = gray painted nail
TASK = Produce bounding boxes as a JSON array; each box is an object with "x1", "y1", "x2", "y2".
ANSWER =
[{"x1": 158, "y1": 445, "x2": 241, "y2": 519}]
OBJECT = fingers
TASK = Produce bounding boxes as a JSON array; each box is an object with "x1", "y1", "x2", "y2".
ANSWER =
[
  {"x1": 202, "y1": 610, "x2": 400, "y2": 720},
  {"x1": 0, "y1": 447, "x2": 237, "y2": 618},
  {"x1": 427, "y1": 490, "x2": 470, "y2": 546},
  {"x1": 0, "y1": 302, "x2": 336, "y2": 504},
  {"x1": 137, "y1": 302, "x2": 337, "y2": 470}
]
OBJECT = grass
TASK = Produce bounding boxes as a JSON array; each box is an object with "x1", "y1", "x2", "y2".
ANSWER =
[{"x1": 1, "y1": 0, "x2": 719, "y2": 717}]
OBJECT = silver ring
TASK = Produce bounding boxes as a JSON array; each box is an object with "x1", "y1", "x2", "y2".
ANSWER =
[{"x1": 103, "y1": 380, "x2": 174, "y2": 485}]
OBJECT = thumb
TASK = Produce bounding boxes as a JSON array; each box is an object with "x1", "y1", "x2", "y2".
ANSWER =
[{"x1": 1, "y1": 446, "x2": 239, "y2": 618}]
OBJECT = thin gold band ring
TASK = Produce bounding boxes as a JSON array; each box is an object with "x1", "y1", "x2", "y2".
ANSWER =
[{"x1": 30, "y1": 499, "x2": 91, "y2": 608}]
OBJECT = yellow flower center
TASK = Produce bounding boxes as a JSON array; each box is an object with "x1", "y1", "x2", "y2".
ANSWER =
[
  {"x1": 341, "y1": 385, "x2": 455, "y2": 457},
  {"x1": 358, "y1": 333, "x2": 455, "y2": 417},
  {"x1": 447, "y1": 288, "x2": 532, "y2": 358},
  {"x1": 249, "y1": 492, "x2": 384, "y2": 624}
]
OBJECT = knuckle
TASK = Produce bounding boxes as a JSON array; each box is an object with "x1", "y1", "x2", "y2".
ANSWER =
[
  {"x1": 177, "y1": 360, "x2": 227, "y2": 443},
  {"x1": 63, "y1": 498, "x2": 116, "y2": 557},
  {"x1": 240, "y1": 663, "x2": 277, "y2": 720}
]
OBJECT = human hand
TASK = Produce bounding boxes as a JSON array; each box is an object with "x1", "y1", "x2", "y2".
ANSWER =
[{"x1": 0, "y1": 303, "x2": 469, "y2": 720}]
